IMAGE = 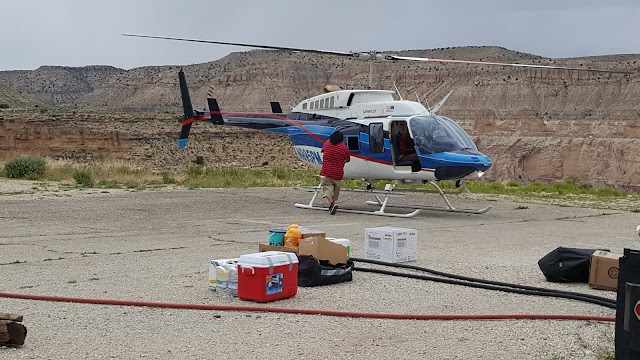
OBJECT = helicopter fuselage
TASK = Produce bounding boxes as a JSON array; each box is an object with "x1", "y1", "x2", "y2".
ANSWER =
[
  {"x1": 178, "y1": 70, "x2": 491, "y2": 183},
  {"x1": 214, "y1": 110, "x2": 492, "y2": 183}
]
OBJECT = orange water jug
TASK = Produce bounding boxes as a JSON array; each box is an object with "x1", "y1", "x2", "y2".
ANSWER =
[{"x1": 284, "y1": 222, "x2": 301, "y2": 247}]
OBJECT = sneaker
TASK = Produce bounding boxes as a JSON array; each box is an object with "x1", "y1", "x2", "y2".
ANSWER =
[{"x1": 330, "y1": 204, "x2": 338, "y2": 215}]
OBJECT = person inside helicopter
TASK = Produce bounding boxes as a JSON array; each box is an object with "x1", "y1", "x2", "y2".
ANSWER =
[{"x1": 398, "y1": 131, "x2": 419, "y2": 162}]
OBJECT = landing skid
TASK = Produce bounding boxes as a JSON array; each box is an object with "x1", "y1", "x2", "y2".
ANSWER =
[
  {"x1": 365, "y1": 180, "x2": 492, "y2": 214},
  {"x1": 295, "y1": 186, "x2": 421, "y2": 218}
]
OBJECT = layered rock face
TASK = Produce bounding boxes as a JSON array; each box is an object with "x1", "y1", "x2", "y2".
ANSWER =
[{"x1": 0, "y1": 47, "x2": 638, "y2": 187}]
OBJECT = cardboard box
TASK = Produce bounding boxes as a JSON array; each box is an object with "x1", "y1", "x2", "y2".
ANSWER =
[
  {"x1": 298, "y1": 236, "x2": 348, "y2": 265},
  {"x1": 299, "y1": 227, "x2": 326, "y2": 239},
  {"x1": 258, "y1": 243, "x2": 299, "y2": 254},
  {"x1": 364, "y1": 227, "x2": 417, "y2": 263},
  {"x1": 589, "y1": 250, "x2": 622, "y2": 291}
]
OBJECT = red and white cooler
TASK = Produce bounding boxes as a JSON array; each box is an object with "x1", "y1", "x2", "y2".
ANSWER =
[{"x1": 237, "y1": 251, "x2": 299, "y2": 302}]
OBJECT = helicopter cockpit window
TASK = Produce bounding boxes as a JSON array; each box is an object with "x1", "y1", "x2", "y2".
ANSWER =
[
  {"x1": 369, "y1": 122, "x2": 384, "y2": 153},
  {"x1": 409, "y1": 116, "x2": 477, "y2": 154}
]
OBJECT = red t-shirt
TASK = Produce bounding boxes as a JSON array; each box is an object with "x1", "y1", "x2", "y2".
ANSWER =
[{"x1": 320, "y1": 140, "x2": 350, "y2": 180}]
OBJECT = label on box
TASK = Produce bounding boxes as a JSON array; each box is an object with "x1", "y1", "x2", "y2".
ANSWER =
[
  {"x1": 364, "y1": 227, "x2": 417, "y2": 263},
  {"x1": 266, "y1": 273, "x2": 283, "y2": 295}
]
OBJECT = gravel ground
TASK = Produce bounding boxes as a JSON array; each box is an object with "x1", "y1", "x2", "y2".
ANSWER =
[{"x1": 1, "y1": 183, "x2": 639, "y2": 359}]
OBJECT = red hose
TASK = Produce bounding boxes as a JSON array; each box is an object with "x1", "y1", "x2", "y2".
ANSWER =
[{"x1": 0, "y1": 292, "x2": 615, "y2": 322}]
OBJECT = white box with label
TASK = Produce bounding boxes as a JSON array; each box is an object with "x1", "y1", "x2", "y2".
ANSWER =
[{"x1": 364, "y1": 227, "x2": 417, "y2": 263}]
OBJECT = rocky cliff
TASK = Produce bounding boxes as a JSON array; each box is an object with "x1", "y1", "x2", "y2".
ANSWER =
[{"x1": 0, "y1": 47, "x2": 638, "y2": 188}]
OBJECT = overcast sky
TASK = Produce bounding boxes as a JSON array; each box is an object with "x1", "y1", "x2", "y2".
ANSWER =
[{"x1": 1, "y1": 0, "x2": 638, "y2": 71}]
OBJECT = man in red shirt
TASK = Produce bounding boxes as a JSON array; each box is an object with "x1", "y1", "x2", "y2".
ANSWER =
[{"x1": 320, "y1": 130, "x2": 350, "y2": 215}]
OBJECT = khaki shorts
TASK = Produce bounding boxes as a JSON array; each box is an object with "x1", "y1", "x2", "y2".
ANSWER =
[{"x1": 320, "y1": 176, "x2": 342, "y2": 201}]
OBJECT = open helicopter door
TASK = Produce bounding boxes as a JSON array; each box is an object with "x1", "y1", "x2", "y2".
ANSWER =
[{"x1": 390, "y1": 120, "x2": 420, "y2": 172}]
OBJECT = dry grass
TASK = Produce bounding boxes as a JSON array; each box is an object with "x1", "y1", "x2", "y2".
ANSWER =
[{"x1": 24, "y1": 158, "x2": 173, "y2": 188}]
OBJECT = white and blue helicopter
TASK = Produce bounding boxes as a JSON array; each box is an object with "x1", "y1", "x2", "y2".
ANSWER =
[{"x1": 124, "y1": 34, "x2": 635, "y2": 217}]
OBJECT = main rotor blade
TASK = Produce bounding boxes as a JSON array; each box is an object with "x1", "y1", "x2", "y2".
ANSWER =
[
  {"x1": 123, "y1": 34, "x2": 636, "y2": 75},
  {"x1": 385, "y1": 55, "x2": 635, "y2": 75},
  {"x1": 122, "y1": 34, "x2": 357, "y2": 58}
]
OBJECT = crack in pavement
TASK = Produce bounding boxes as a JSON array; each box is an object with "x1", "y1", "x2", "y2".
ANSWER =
[{"x1": 0, "y1": 246, "x2": 189, "y2": 266}]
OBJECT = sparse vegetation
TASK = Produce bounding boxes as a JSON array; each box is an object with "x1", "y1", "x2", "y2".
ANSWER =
[
  {"x1": 436, "y1": 178, "x2": 629, "y2": 198},
  {"x1": 162, "y1": 172, "x2": 177, "y2": 184},
  {"x1": 73, "y1": 169, "x2": 94, "y2": 187},
  {"x1": 3, "y1": 156, "x2": 46, "y2": 180},
  {"x1": 194, "y1": 156, "x2": 205, "y2": 166},
  {"x1": 0, "y1": 158, "x2": 637, "y2": 211},
  {"x1": 182, "y1": 166, "x2": 318, "y2": 188}
]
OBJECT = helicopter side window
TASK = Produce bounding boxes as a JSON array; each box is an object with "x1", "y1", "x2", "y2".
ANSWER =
[
  {"x1": 345, "y1": 135, "x2": 360, "y2": 152},
  {"x1": 369, "y1": 122, "x2": 384, "y2": 153}
]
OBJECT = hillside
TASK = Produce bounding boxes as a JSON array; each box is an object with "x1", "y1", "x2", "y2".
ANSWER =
[
  {"x1": 0, "y1": 46, "x2": 639, "y2": 188},
  {"x1": 0, "y1": 65, "x2": 125, "y2": 106},
  {"x1": 0, "y1": 82, "x2": 33, "y2": 108}
]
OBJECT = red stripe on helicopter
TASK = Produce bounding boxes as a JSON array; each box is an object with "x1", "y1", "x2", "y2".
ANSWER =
[
  {"x1": 182, "y1": 111, "x2": 323, "y2": 143},
  {"x1": 182, "y1": 111, "x2": 435, "y2": 173},
  {"x1": 182, "y1": 116, "x2": 210, "y2": 126},
  {"x1": 222, "y1": 111, "x2": 326, "y2": 143}
]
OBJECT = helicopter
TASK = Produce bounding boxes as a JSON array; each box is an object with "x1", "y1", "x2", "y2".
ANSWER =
[{"x1": 123, "y1": 34, "x2": 636, "y2": 217}]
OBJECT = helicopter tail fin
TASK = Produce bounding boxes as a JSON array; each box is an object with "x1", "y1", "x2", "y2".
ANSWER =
[
  {"x1": 207, "y1": 98, "x2": 224, "y2": 125},
  {"x1": 178, "y1": 70, "x2": 224, "y2": 148},
  {"x1": 178, "y1": 69, "x2": 195, "y2": 148}
]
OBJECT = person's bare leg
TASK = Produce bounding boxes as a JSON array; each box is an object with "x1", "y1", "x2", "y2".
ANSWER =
[{"x1": 326, "y1": 195, "x2": 334, "y2": 206}]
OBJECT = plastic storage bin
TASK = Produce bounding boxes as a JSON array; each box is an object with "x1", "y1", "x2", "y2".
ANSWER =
[
  {"x1": 237, "y1": 251, "x2": 299, "y2": 302},
  {"x1": 268, "y1": 229, "x2": 286, "y2": 246}
]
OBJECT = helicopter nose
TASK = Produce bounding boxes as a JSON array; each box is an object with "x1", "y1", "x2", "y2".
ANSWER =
[{"x1": 421, "y1": 151, "x2": 492, "y2": 181}]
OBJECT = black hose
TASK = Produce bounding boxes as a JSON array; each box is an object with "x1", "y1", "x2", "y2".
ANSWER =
[
  {"x1": 351, "y1": 257, "x2": 616, "y2": 308},
  {"x1": 353, "y1": 267, "x2": 616, "y2": 309},
  {"x1": 352, "y1": 257, "x2": 615, "y2": 305}
]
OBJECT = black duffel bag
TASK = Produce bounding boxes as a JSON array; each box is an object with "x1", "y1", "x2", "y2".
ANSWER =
[
  {"x1": 538, "y1": 247, "x2": 609, "y2": 283},
  {"x1": 297, "y1": 255, "x2": 353, "y2": 287}
]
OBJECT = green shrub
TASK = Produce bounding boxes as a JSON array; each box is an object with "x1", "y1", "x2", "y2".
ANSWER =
[
  {"x1": 506, "y1": 180, "x2": 521, "y2": 187},
  {"x1": 187, "y1": 165, "x2": 203, "y2": 177},
  {"x1": 98, "y1": 180, "x2": 120, "y2": 188},
  {"x1": 4, "y1": 156, "x2": 46, "y2": 179},
  {"x1": 73, "y1": 170, "x2": 94, "y2": 187},
  {"x1": 162, "y1": 172, "x2": 177, "y2": 184}
]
